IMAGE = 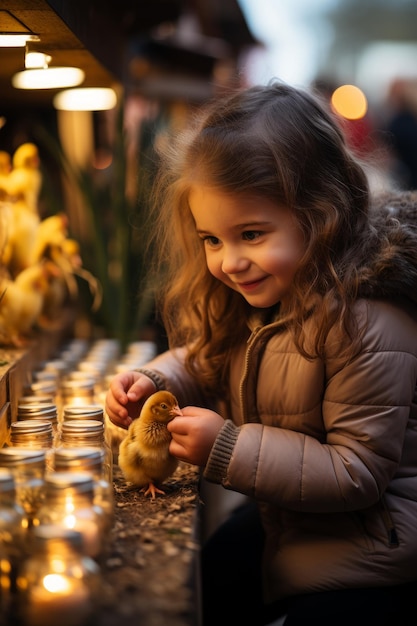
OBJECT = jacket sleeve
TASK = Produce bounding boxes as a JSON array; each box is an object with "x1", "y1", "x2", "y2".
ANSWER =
[{"x1": 136, "y1": 347, "x2": 211, "y2": 407}]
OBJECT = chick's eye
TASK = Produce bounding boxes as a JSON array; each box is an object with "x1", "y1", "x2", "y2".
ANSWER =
[
  {"x1": 242, "y1": 230, "x2": 261, "y2": 241},
  {"x1": 160, "y1": 403, "x2": 168, "y2": 410}
]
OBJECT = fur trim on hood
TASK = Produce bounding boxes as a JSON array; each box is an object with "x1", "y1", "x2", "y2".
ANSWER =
[{"x1": 357, "y1": 190, "x2": 417, "y2": 305}]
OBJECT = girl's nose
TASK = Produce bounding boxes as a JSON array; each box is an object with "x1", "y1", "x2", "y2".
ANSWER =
[{"x1": 221, "y1": 247, "x2": 249, "y2": 274}]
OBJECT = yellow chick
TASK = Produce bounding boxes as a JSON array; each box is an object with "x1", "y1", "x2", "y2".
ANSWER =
[
  {"x1": 0, "y1": 151, "x2": 11, "y2": 202},
  {"x1": 0, "y1": 151, "x2": 13, "y2": 263},
  {"x1": 3, "y1": 206, "x2": 39, "y2": 276},
  {"x1": 8, "y1": 142, "x2": 42, "y2": 214},
  {"x1": 3, "y1": 143, "x2": 42, "y2": 275},
  {"x1": 29, "y1": 214, "x2": 73, "y2": 322},
  {"x1": 36, "y1": 235, "x2": 102, "y2": 326},
  {"x1": 118, "y1": 390, "x2": 183, "y2": 499},
  {"x1": 105, "y1": 414, "x2": 128, "y2": 466},
  {"x1": 0, "y1": 261, "x2": 59, "y2": 346},
  {"x1": 30, "y1": 213, "x2": 69, "y2": 265}
]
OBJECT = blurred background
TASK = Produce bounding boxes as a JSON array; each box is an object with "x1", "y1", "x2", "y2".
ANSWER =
[{"x1": 0, "y1": 0, "x2": 416, "y2": 349}]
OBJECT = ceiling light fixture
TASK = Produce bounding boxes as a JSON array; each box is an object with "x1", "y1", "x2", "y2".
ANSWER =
[
  {"x1": 25, "y1": 51, "x2": 52, "y2": 69},
  {"x1": 53, "y1": 88, "x2": 118, "y2": 111},
  {"x1": 12, "y1": 49, "x2": 85, "y2": 90},
  {"x1": 0, "y1": 33, "x2": 39, "y2": 47},
  {"x1": 0, "y1": 10, "x2": 40, "y2": 47}
]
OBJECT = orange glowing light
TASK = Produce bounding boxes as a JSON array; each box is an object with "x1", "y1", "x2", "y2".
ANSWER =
[{"x1": 331, "y1": 84, "x2": 368, "y2": 120}]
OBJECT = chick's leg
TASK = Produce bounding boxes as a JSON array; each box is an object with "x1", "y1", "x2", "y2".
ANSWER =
[{"x1": 142, "y1": 482, "x2": 166, "y2": 499}]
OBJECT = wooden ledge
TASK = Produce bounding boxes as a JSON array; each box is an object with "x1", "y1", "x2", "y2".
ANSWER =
[{"x1": 0, "y1": 318, "x2": 75, "y2": 447}]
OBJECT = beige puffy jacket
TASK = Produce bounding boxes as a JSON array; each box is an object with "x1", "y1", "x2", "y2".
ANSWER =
[{"x1": 145, "y1": 297, "x2": 417, "y2": 601}]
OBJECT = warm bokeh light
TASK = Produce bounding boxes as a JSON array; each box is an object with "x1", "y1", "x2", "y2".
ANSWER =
[
  {"x1": 43, "y1": 573, "x2": 71, "y2": 593},
  {"x1": 25, "y1": 51, "x2": 51, "y2": 69},
  {"x1": 331, "y1": 84, "x2": 368, "y2": 120},
  {"x1": 12, "y1": 67, "x2": 85, "y2": 89},
  {"x1": 0, "y1": 33, "x2": 39, "y2": 47},
  {"x1": 53, "y1": 88, "x2": 117, "y2": 111}
]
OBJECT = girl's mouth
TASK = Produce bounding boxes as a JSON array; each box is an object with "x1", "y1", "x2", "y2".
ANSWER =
[{"x1": 237, "y1": 277, "x2": 267, "y2": 291}]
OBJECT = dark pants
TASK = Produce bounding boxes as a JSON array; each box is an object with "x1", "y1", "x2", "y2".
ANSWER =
[{"x1": 201, "y1": 501, "x2": 416, "y2": 626}]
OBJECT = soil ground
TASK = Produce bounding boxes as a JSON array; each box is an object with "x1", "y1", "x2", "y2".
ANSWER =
[{"x1": 96, "y1": 461, "x2": 202, "y2": 626}]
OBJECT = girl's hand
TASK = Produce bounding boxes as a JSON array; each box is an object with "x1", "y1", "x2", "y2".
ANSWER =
[
  {"x1": 167, "y1": 406, "x2": 225, "y2": 466},
  {"x1": 105, "y1": 371, "x2": 158, "y2": 429}
]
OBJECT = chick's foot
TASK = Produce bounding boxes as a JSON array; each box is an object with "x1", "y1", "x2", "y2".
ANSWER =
[{"x1": 142, "y1": 482, "x2": 166, "y2": 499}]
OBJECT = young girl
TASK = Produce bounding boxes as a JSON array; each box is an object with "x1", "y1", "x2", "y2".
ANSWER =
[{"x1": 105, "y1": 82, "x2": 417, "y2": 625}]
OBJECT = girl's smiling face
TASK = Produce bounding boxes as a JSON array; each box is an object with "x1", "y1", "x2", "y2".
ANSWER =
[{"x1": 188, "y1": 185, "x2": 305, "y2": 308}]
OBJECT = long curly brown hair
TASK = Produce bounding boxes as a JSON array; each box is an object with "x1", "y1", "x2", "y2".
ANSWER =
[{"x1": 148, "y1": 81, "x2": 372, "y2": 396}]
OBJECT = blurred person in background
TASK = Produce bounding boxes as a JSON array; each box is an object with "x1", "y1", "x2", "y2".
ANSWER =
[{"x1": 385, "y1": 78, "x2": 417, "y2": 190}]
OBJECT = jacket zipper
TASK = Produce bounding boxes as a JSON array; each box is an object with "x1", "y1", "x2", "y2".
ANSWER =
[
  {"x1": 379, "y1": 497, "x2": 400, "y2": 547},
  {"x1": 239, "y1": 326, "x2": 261, "y2": 422}
]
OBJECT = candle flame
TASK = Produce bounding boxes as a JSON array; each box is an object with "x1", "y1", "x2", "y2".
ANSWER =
[
  {"x1": 43, "y1": 574, "x2": 71, "y2": 593},
  {"x1": 64, "y1": 514, "x2": 76, "y2": 528}
]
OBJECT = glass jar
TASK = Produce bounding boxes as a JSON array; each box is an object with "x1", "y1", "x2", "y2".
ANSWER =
[
  {"x1": 18, "y1": 394, "x2": 55, "y2": 405},
  {"x1": 0, "y1": 539, "x2": 13, "y2": 625},
  {"x1": 16, "y1": 402, "x2": 59, "y2": 439},
  {"x1": 0, "y1": 468, "x2": 26, "y2": 622},
  {"x1": 0, "y1": 448, "x2": 46, "y2": 527},
  {"x1": 42, "y1": 359, "x2": 69, "y2": 380},
  {"x1": 9, "y1": 420, "x2": 55, "y2": 470},
  {"x1": 61, "y1": 404, "x2": 111, "y2": 447},
  {"x1": 88, "y1": 338, "x2": 120, "y2": 365},
  {"x1": 77, "y1": 360, "x2": 106, "y2": 380},
  {"x1": 52, "y1": 447, "x2": 114, "y2": 534},
  {"x1": 31, "y1": 369, "x2": 59, "y2": 384},
  {"x1": 17, "y1": 525, "x2": 101, "y2": 626},
  {"x1": 60, "y1": 379, "x2": 96, "y2": 407},
  {"x1": 26, "y1": 379, "x2": 58, "y2": 403},
  {"x1": 62, "y1": 403, "x2": 105, "y2": 422},
  {"x1": 33, "y1": 472, "x2": 105, "y2": 560},
  {"x1": 57, "y1": 420, "x2": 113, "y2": 482},
  {"x1": 24, "y1": 379, "x2": 60, "y2": 419},
  {"x1": 58, "y1": 338, "x2": 89, "y2": 366},
  {"x1": 0, "y1": 465, "x2": 26, "y2": 547}
]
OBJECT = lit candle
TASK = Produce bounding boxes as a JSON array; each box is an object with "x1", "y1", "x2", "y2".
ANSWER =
[
  {"x1": 33, "y1": 473, "x2": 104, "y2": 559},
  {"x1": 18, "y1": 526, "x2": 100, "y2": 626},
  {"x1": 26, "y1": 573, "x2": 92, "y2": 626},
  {"x1": 63, "y1": 511, "x2": 102, "y2": 558}
]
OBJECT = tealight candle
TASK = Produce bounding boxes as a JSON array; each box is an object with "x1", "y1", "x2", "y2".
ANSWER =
[
  {"x1": 27, "y1": 575, "x2": 91, "y2": 626},
  {"x1": 52, "y1": 447, "x2": 114, "y2": 534},
  {"x1": 0, "y1": 448, "x2": 46, "y2": 525},
  {"x1": 19, "y1": 526, "x2": 100, "y2": 626},
  {"x1": 32, "y1": 472, "x2": 104, "y2": 559}
]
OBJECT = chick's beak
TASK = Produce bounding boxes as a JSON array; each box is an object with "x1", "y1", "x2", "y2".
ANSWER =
[{"x1": 170, "y1": 405, "x2": 183, "y2": 418}]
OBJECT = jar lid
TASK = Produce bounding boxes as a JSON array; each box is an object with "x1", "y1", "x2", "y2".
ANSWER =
[
  {"x1": 63, "y1": 403, "x2": 103, "y2": 415},
  {"x1": 45, "y1": 471, "x2": 95, "y2": 495},
  {"x1": 11, "y1": 420, "x2": 53, "y2": 435},
  {"x1": 0, "y1": 448, "x2": 46, "y2": 465},
  {"x1": 32, "y1": 370, "x2": 58, "y2": 382},
  {"x1": 31, "y1": 524, "x2": 84, "y2": 550},
  {"x1": 61, "y1": 419, "x2": 104, "y2": 434},
  {"x1": 63, "y1": 405, "x2": 104, "y2": 421},
  {"x1": 54, "y1": 447, "x2": 103, "y2": 471},
  {"x1": 77, "y1": 360, "x2": 105, "y2": 375},
  {"x1": 18, "y1": 394, "x2": 55, "y2": 405},
  {"x1": 17, "y1": 403, "x2": 57, "y2": 417},
  {"x1": 29, "y1": 380, "x2": 57, "y2": 395},
  {"x1": 42, "y1": 359, "x2": 69, "y2": 375},
  {"x1": 68, "y1": 370, "x2": 97, "y2": 381},
  {"x1": 61, "y1": 379, "x2": 95, "y2": 392}
]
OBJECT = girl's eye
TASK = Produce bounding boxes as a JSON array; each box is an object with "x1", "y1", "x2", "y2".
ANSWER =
[
  {"x1": 242, "y1": 230, "x2": 261, "y2": 241},
  {"x1": 202, "y1": 235, "x2": 220, "y2": 246}
]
